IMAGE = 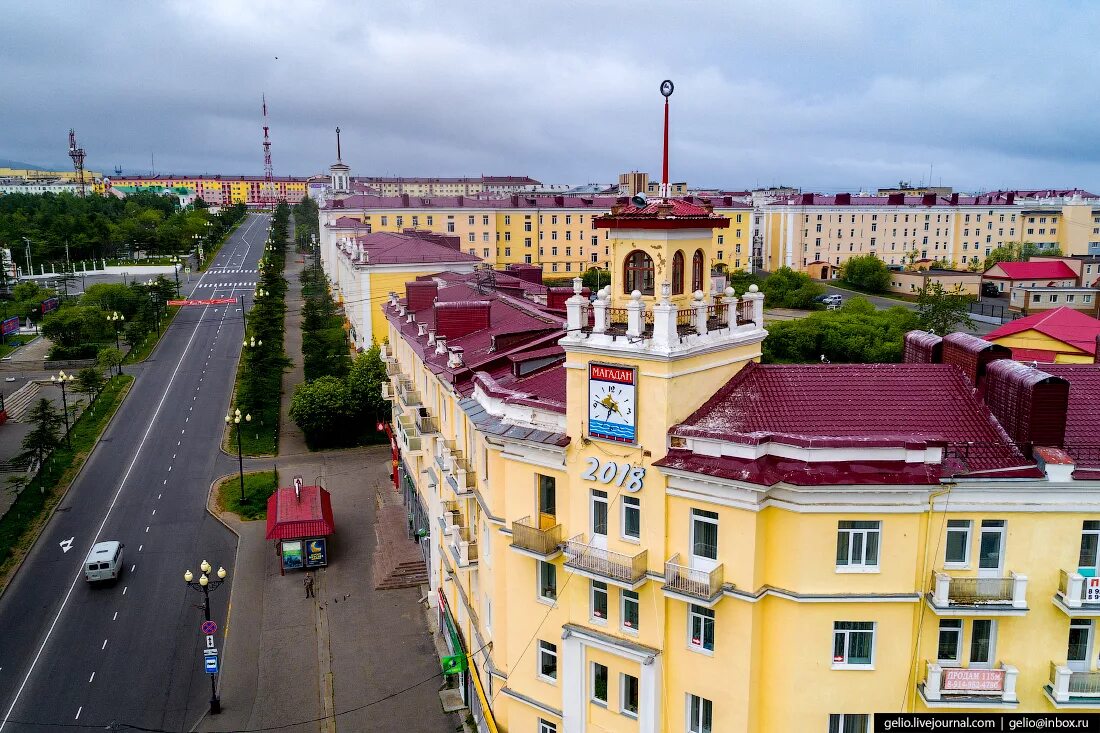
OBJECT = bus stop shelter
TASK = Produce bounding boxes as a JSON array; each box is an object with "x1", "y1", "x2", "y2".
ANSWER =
[{"x1": 265, "y1": 483, "x2": 335, "y2": 573}]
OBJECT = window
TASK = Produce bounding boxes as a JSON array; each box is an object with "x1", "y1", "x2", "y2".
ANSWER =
[
  {"x1": 504, "y1": 231, "x2": 511, "y2": 241},
  {"x1": 538, "y1": 720, "x2": 557, "y2": 733},
  {"x1": 691, "y1": 509, "x2": 718, "y2": 560},
  {"x1": 836, "y1": 521, "x2": 880, "y2": 569},
  {"x1": 591, "y1": 662, "x2": 608, "y2": 705},
  {"x1": 622, "y1": 497, "x2": 640, "y2": 540},
  {"x1": 828, "y1": 714, "x2": 869, "y2": 733},
  {"x1": 978, "y1": 520, "x2": 1005, "y2": 571},
  {"x1": 618, "y1": 673, "x2": 639, "y2": 717},
  {"x1": 688, "y1": 694, "x2": 713, "y2": 733},
  {"x1": 688, "y1": 604, "x2": 715, "y2": 652},
  {"x1": 945, "y1": 520, "x2": 971, "y2": 565},
  {"x1": 538, "y1": 560, "x2": 557, "y2": 601},
  {"x1": 538, "y1": 640, "x2": 557, "y2": 681},
  {"x1": 832, "y1": 621, "x2": 874, "y2": 667},
  {"x1": 672, "y1": 250, "x2": 685, "y2": 295},
  {"x1": 538, "y1": 474, "x2": 556, "y2": 517},
  {"x1": 623, "y1": 250, "x2": 655, "y2": 295},
  {"x1": 937, "y1": 619, "x2": 962, "y2": 663},
  {"x1": 1069, "y1": 619, "x2": 1093, "y2": 665},
  {"x1": 482, "y1": 215, "x2": 489, "y2": 226},
  {"x1": 970, "y1": 619, "x2": 994, "y2": 665},
  {"x1": 692, "y1": 249, "x2": 705, "y2": 292},
  {"x1": 1080, "y1": 521, "x2": 1100, "y2": 568},
  {"x1": 717, "y1": 235, "x2": 724, "y2": 245},
  {"x1": 592, "y1": 489, "x2": 608, "y2": 537},
  {"x1": 622, "y1": 589, "x2": 639, "y2": 630},
  {"x1": 591, "y1": 580, "x2": 608, "y2": 620},
  {"x1": 468, "y1": 232, "x2": 475, "y2": 243}
]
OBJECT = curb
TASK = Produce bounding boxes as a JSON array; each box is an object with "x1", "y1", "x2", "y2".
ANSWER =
[{"x1": 0, "y1": 375, "x2": 135, "y2": 599}]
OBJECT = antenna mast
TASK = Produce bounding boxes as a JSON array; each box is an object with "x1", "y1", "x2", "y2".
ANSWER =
[
  {"x1": 261, "y1": 95, "x2": 276, "y2": 206},
  {"x1": 68, "y1": 129, "x2": 87, "y2": 197}
]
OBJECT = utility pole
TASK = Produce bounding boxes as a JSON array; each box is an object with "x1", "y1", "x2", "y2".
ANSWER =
[{"x1": 22, "y1": 237, "x2": 32, "y2": 277}]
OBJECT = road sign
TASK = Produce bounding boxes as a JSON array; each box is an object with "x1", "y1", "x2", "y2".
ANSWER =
[
  {"x1": 168, "y1": 298, "x2": 237, "y2": 307},
  {"x1": 206, "y1": 635, "x2": 215, "y2": 649},
  {"x1": 201, "y1": 620, "x2": 218, "y2": 635},
  {"x1": 203, "y1": 649, "x2": 219, "y2": 674}
]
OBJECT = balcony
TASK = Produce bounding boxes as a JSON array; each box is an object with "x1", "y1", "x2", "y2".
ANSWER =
[
  {"x1": 381, "y1": 382, "x2": 396, "y2": 401},
  {"x1": 398, "y1": 381, "x2": 422, "y2": 408},
  {"x1": 927, "y1": 572, "x2": 1028, "y2": 615},
  {"x1": 1054, "y1": 570, "x2": 1100, "y2": 616},
  {"x1": 436, "y1": 440, "x2": 475, "y2": 495},
  {"x1": 662, "y1": 554, "x2": 725, "y2": 605},
  {"x1": 920, "y1": 661, "x2": 1019, "y2": 707},
  {"x1": 380, "y1": 344, "x2": 396, "y2": 363},
  {"x1": 396, "y1": 414, "x2": 422, "y2": 454},
  {"x1": 562, "y1": 535, "x2": 648, "y2": 589},
  {"x1": 1046, "y1": 663, "x2": 1100, "y2": 707},
  {"x1": 439, "y1": 500, "x2": 461, "y2": 534},
  {"x1": 449, "y1": 525, "x2": 479, "y2": 568},
  {"x1": 415, "y1": 409, "x2": 439, "y2": 435},
  {"x1": 385, "y1": 361, "x2": 401, "y2": 377},
  {"x1": 510, "y1": 515, "x2": 562, "y2": 559}
]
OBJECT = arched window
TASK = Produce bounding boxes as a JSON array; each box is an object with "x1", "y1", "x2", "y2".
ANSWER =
[
  {"x1": 671, "y1": 250, "x2": 685, "y2": 295},
  {"x1": 623, "y1": 250, "x2": 655, "y2": 295},
  {"x1": 692, "y1": 249, "x2": 705, "y2": 293}
]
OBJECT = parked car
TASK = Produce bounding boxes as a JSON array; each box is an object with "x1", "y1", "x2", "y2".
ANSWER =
[
  {"x1": 981, "y1": 282, "x2": 1001, "y2": 298},
  {"x1": 821, "y1": 294, "x2": 843, "y2": 307}
]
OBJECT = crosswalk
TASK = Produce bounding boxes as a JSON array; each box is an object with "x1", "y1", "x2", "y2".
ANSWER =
[
  {"x1": 195, "y1": 281, "x2": 257, "y2": 288},
  {"x1": 206, "y1": 268, "x2": 259, "y2": 274}
]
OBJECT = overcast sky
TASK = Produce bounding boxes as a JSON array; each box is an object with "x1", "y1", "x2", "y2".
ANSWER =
[{"x1": 3, "y1": 1, "x2": 1099, "y2": 192}]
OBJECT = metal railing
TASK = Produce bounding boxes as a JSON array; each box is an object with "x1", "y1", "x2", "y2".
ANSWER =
[
  {"x1": 511, "y1": 516, "x2": 562, "y2": 556},
  {"x1": 396, "y1": 414, "x2": 421, "y2": 452},
  {"x1": 385, "y1": 361, "x2": 401, "y2": 376},
  {"x1": 563, "y1": 535, "x2": 647, "y2": 584},
  {"x1": 1051, "y1": 662, "x2": 1100, "y2": 697},
  {"x1": 381, "y1": 382, "x2": 396, "y2": 400},
  {"x1": 708, "y1": 302, "x2": 728, "y2": 323},
  {"x1": 738, "y1": 298, "x2": 756, "y2": 326},
  {"x1": 451, "y1": 526, "x2": 479, "y2": 566},
  {"x1": 675, "y1": 308, "x2": 694, "y2": 327},
  {"x1": 398, "y1": 383, "x2": 422, "y2": 408},
  {"x1": 415, "y1": 412, "x2": 439, "y2": 434},
  {"x1": 946, "y1": 575, "x2": 1014, "y2": 603},
  {"x1": 663, "y1": 554, "x2": 724, "y2": 600}
]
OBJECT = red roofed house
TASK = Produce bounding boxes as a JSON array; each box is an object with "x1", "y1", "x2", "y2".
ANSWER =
[
  {"x1": 986, "y1": 307, "x2": 1100, "y2": 363},
  {"x1": 982, "y1": 259, "x2": 1078, "y2": 299},
  {"x1": 266, "y1": 484, "x2": 335, "y2": 572}
]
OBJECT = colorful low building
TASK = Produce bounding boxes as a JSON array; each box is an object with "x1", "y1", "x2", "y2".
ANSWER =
[
  {"x1": 887, "y1": 268, "x2": 981, "y2": 296},
  {"x1": 982, "y1": 260, "x2": 1080, "y2": 301},
  {"x1": 94, "y1": 174, "x2": 308, "y2": 207},
  {"x1": 366, "y1": 194, "x2": 1100, "y2": 732},
  {"x1": 985, "y1": 307, "x2": 1100, "y2": 363}
]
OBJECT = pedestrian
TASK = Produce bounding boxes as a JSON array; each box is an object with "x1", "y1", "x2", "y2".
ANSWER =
[{"x1": 304, "y1": 572, "x2": 315, "y2": 599}]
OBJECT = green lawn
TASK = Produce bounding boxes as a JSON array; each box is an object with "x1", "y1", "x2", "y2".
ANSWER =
[
  {"x1": 122, "y1": 306, "x2": 181, "y2": 364},
  {"x1": 0, "y1": 374, "x2": 134, "y2": 584},
  {"x1": 215, "y1": 469, "x2": 278, "y2": 521}
]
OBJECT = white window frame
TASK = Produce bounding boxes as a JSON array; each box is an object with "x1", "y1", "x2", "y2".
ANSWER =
[
  {"x1": 621, "y1": 589, "x2": 639, "y2": 633},
  {"x1": 944, "y1": 519, "x2": 971, "y2": 567},
  {"x1": 538, "y1": 720, "x2": 557, "y2": 733},
  {"x1": 688, "y1": 603, "x2": 715, "y2": 654},
  {"x1": 621, "y1": 496, "x2": 641, "y2": 541},
  {"x1": 537, "y1": 560, "x2": 557, "y2": 603},
  {"x1": 591, "y1": 489, "x2": 609, "y2": 539},
  {"x1": 831, "y1": 621, "x2": 875, "y2": 669},
  {"x1": 835, "y1": 520, "x2": 880, "y2": 572},
  {"x1": 690, "y1": 508, "x2": 719, "y2": 564},
  {"x1": 828, "y1": 714, "x2": 870, "y2": 733},
  {"x1": 591, "y1": 580, "x2": 608, "y2": 623},
  {"x1": 537, "y1": 640, "x2": 557, "y2": 683},
  {"x1": 620, "y1": 673, "x2": 639, "y2": 718},
  {"x1": 936, "y1": 619, "x2": 962, "y2": 665},
  {"x1": 687, "y1": 693, "x2": 713, "y2": 733},
  {"x1": 590, "y1": 661, "x2": 608, "y2": 706}
]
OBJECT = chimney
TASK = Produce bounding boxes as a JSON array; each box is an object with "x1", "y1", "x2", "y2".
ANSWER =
[
  {"x1": 456, "y1": 195, "x2": 464, "y2": 207},
  {"x1": 657, "y1": 202, "x2": 674, "y2": 218},
  {"x1": 835, "y1": 193, "x2": 851, "y2": 205},
  {"x1": 1006, "y1": 192, "x2": 1015, "y2": 205},
  {"x1": 887, "y1": 193, "x2": 904, "y2": 205},
  {"x1": 507, "y1": 263, "x2": 543, "y2": 285},
  {"x1": 435, "y1": 336, "x2": 448, "y2": 355},
  {"x1": 447, "y1": 347, "x2": 464, "y2": 369},
  {"x1": 510, "y1": 194, "x2": 519, "y2": 206},
  {"x1": 554, "y1": 195, "x2": 564, "y2": 207},
  {"x1": 922, "y1": 193, "x2": 936, "y2": 206},
  {"x1": 547, "y1": 286, "x2": 588, "y2": 310},
  {"x1": 427, "y1": 329, "x2": 436, "y2": 346},
  {"x1": 801, "y1": 192, "x2": 815, "y2": 205},
  {"x1": 902, "y1": 330, "x2": 943, "y2": 363},
  {"x1": 941, "y1": 332, "x2": 1011, "y2": 386},
  {"x1": 435, "y1": 300, "x2": 491, "y2": 339},
  {"x1": 400, "y1": 193, "x2": 410, "y2": 206},
  {"x1": 417, "y1": 323, "x2": 428, "y2": 337},
  {"x1": 405, "y1": 280, "x2": 438, "y2": 312},
  {"x1": 950, "y1": 193, "x2": 959, "y2": 205},
  {"x1": 983, "y1": 360, "x2": 1069, "y2": 448}
]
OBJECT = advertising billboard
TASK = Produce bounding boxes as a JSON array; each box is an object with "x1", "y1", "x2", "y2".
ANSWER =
[
  {"x1": 1, "y1": 317, "x2": 19, "y2": 336},
  {"x1": 40, "y1": 297, "x2": 59, "y2": 314}
]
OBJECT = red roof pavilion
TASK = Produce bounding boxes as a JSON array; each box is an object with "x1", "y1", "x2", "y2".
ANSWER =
[{"x1": 265, "y1": 485, "x2": 335, "y2": 540}]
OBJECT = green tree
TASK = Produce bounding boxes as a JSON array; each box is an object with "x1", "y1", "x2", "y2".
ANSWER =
[
  {"x1": 41, "y1": 306, "x2": 109, "y2": 348},
  {"x1": 761, "y1": 267, "x2": 826, "y2": 309},
  {"x1": 346, "y1": 346, "x2": 389, "y2": 424},
  {"x1": 725, "y1": 269, "x2": 764, "y2": 296},
  {"x1": 97, "y1": 346, "x2": 123, "y2": 375},
  {"x1": 762, "y1": 298, "x2": 921, "y2": 364},
  {"x1": 917, "y1": 281, "x2": 975, "y2": 335},
  {"x1": 122, "y1": 320, "x2": 148, "y2": 350},
  {"x1": 289, "y1": 376, "x2": 355, "y2": 446},
  {"x1": 75, "y1": 366, "x2": 105, "y2": 401},
  {"x1": 17, "y1": 398, "x2": 63, "y2": 470},
  {"x1": 839, "y1": 255, "x2": 891, "y2": 294},
  {"x1": 982, "y1": 241, "x2": 1062, "y2": 271},
  {"x1": 581, "y1": 267, "x2": 611, "y2": 292}
]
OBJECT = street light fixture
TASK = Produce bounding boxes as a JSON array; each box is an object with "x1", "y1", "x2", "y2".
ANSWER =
[
  {"x1": 183, "y1": 560, "x2": 229, "y2": 715},
  {"x1": 50, "y1": 370, "x2": 75, "y2": 449},
  {"x1": 224, "y1": 408, "x2": 252, "y2": 503},
  {"x1": 144, "y1": 279, "x2": 163, "y2": 337},
  {"x1": 243, "y1": 336, "x2": 262, "y2": 349},
  {"x1": 108, "y1": 311, "x2": 125, "y2": 375}
]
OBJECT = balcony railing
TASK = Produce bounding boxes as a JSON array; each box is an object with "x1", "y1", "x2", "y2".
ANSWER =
[
  {"x1": 381, "y1": 382, "x2": 396, "y2": 400},
  {"x1": 510, "y1": 515, "x2": 562, "y2": 557},
  {"x1": 1050, "y1": 662, "x2": 1100, "y2": 703},
  {"x1": 663, "y1": 554, "x2": 724, "y2": 602},
  {"x1": 922, "y1": 661, "x2": 1018, "y2": 704},
  {"x1": 1057, "y1": 570, "x2": 1100, "y2": 611},
  {"x1": 930, "y1": 572, "x2": 1028, "y2": 610},
  {"x1": 385, "y1": 361, "x2": 401, "y2": 377},
  {"x1": 396, "y1": 414, "x2": 422, "y2": 453},
  {"x1": 380, "y1": 344, "x2": 396, "y2": 362},
  {"x1": 450, "y1": 525, "x2": 478, "y2": 568},
  {"x1": 398, "y1": 382, "x2": 422, "y2": 408},
  {"x1": 446, "y1": 456, "x2": 476, "y2": 495},
  {"x1": 415, "y1": 411, "x2": 439, "y2": 434},
  {"x1": 563, "y1": 535, "x2": 648, "y2": 586},
  {"x1": 440, "y1": 500, "x2": 461, "y2": 533}
]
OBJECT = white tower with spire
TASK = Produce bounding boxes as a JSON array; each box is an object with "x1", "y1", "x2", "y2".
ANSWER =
[{"x1": 329, "y1": 127, "x2": 351, "y2": 196}]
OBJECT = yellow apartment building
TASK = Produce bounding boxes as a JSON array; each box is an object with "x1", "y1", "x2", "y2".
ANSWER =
[
  {"x1": 93, "y1": 174, "x2": 308, "y2": 206},
  {"x1": 0, "y1": 166, "x2": 104, "y2": 182},
  {"x1": 319, "y1": 193, "x2": 754, "y2": 278},
  {"x1": 356, "y1": 195, "x2": 1100, "y2": 732},
  {"x1": 357, "y1": 176, "x2": 542, "y2": 197}
]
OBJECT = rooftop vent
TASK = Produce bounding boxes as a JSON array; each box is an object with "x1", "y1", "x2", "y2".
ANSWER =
[
  {"x1": 903, "y1": 330, "x2": 943, "y2": 364},
  {"x1": 941, "y1": 332, "x2": 1010, "y2": 386},
  {"x1": 984, "y1": 359, "x2": 1069, "y2": 448},
  {"x1": 405, "y1": 280, "x2": 438, "y2": 312},
  {"x1": 435, "y1": 301, "x2": 491, "y2": 340}
]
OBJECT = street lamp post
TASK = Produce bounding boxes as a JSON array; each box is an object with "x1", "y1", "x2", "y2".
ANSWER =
[
  {"x1": 145, "y1": 280, "x2": 162, "y2": 337},
  {"x1": 225, "y1": 408, "x2": 252, "y2": 503},
  {"x1": 171, "y1": 256, "x2": 181, "y2": 298},
  {"x1": 50, "y1": 370, "x2": 75, "y2": 449},
  {"x1": 183, "y1": 561, "x2": 228, "y2": 715},
  {"x1": 108, "y1": 311, "x2": 125, "y2": 375}
]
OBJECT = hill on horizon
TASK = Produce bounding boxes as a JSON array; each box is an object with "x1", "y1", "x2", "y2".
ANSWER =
[{"x1": 0, "y1": 158, "x2": 61, "y2": 171}]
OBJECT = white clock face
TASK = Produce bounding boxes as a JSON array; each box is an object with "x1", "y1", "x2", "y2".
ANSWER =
[
  {"x1": 660, "y1": 79, "x2": 674, "y2": 97},
  {"x1": 588, "y1": 364, "x2": 638, "y2": 444}
]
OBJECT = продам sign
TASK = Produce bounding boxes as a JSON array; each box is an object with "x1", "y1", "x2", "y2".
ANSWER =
[{"x1": 941, "y1": 668, "x2": 1005, "y2": 692}]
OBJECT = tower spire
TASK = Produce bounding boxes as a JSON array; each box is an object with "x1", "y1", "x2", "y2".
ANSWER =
[
  {"x1": 659, "y1": 80, "x2": 674, "y2": 199},
  {"x1": 336, "y1": 127, "x2": 342, "y2": 162}
]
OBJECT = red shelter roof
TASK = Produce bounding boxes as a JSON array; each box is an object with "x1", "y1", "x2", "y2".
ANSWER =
[
  {"x1": 986, "y1": 307, "x2": 1100, "y2": 356},
  {"x1": 265, "y1": 485, "x2": 335, "y2": 540},
  {"x1": 984, "y1": 260, "x2": 1077, "y2": 280}
]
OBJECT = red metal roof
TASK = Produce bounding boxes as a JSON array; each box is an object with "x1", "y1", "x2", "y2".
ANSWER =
[
  {"x1": 265, "y1": 485, "x2": 335, "y2": 540},
  {"x1": 342, "y1": 231, "x2": 482, "y2": 266},
  {"x1": 1039, "y1": 365, "x2": 1100, "y2": 472},
  {"x1": 595, "y1": 198, "x2": 730, "y2": 230},
  {"x1": 984, "y1": 261, "x2": 1077, "y2": 280},
  {"x1": 987, "y1": 307, "x2": 1100, "y2": 356}
]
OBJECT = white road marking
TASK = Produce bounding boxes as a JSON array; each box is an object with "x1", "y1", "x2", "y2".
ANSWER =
[
  {"x1": 138, "y1": 545, "x2": 142, "y2": 552},
  {"x1": 157, "y1": 494, "x2": 161, "y2": 500},
  {"x1": 0, "y1": 216, "x2": 263, "y2": 732},
  {"x1": 101, "y1": 639, "x2": 107, "y2": 650},
  {"x1": 59, "y1": 537, "x2": 74, "y2": 553},
  {"x1": 145, "y1": 526, "x2": 149, "y2": 533},
  {"x1": 88, "y1": 672, "x2": 94, "y2": 683},
  {"x1": 75, "y1": 706, "x2": 81, "y2": 720},
  {"x1": 151, "y1": 509, "x2": 156, "y2": 516},
  {"x1": 112, "y1": 612, "x2": 117, "y2": 621},
  {"x1": 122, "y1": 586, "x2": 127, "y2": 595},
  {"x1": 130, "y1": 564, "x2": 135, "y2": 572},
  {"x1": 163, "y1": 479, "x2": 167, "y2": 485}
]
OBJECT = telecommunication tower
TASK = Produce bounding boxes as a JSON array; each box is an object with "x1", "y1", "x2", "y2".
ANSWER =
[
  {"x1": 68, "y1": 129, "x2": 87, "y2": 197},
  {"x1": 261, "y1": 95, "x2": 276, "y2": 206}
]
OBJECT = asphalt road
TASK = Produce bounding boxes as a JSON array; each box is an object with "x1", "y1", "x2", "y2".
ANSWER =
[{"x1": 0, "y1": 213, "x2": 270, "y2": 732}]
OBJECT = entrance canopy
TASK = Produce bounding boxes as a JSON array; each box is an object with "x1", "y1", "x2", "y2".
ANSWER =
[{"x1": 265, "y1": 484, "x2": 335, "y2": 540}]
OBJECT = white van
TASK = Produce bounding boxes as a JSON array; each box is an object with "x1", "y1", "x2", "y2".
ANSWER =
[{"x1": 84, "y1": 541, "x2": 124, "y2": 583}]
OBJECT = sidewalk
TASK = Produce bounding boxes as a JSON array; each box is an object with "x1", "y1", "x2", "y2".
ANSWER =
[{"x1": 203, "y1": 233, "x2": 456, "y2": 732}]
